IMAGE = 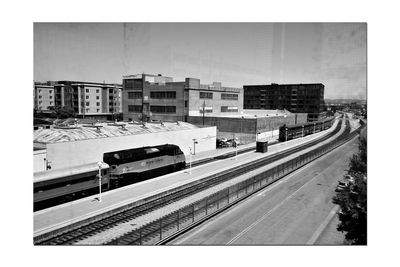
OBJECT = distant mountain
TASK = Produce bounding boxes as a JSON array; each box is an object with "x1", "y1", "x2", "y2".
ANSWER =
[{"x1": 325, "y1": 99, "x2": 367, "y2": 105}]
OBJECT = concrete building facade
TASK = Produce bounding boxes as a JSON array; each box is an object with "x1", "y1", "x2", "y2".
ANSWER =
[
  {"x1": 122, "y1": 74, "x2": 243, "y2": 122},
  {"x1": 243, "y1": 83, "x2": 326, "y2": 121},
  {"x1": 187, "y1": 111, "x2": 308, "y2": 144},
  {"x1": 34, "y1": 84, "x2": 55, "y2": 110},
  {"x1": 34, "y1": 81, "x2": 122, "y2": 119}
]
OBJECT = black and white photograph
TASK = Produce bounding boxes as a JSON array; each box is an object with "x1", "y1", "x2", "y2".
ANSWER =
[
  {"x1": 4, "y1": 0, "x2": 400, "y2": 266},
  {"x1": 32, "y1": 22, "x2": 367, "y2": 246}
]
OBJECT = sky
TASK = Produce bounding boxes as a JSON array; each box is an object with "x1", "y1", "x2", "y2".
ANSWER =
[{"x1": 34, "y1": 23, "x2": 366, "y2": 100}]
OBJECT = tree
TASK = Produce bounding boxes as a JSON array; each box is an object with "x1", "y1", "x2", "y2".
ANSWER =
[
  {"x1": 55, "y1": 106, "x2": 75, "y2": 119},
  {"x1": 332, "y1": 135, "x2": 367, "y2": 245}
]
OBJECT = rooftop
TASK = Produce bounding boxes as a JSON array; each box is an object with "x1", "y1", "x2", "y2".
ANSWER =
[
  {"x1": 192, "y1": 109, "x2": 294, "y2": 119},
  {"x1": 34, "y1": 120, "x2": 199, "y2": 144}
]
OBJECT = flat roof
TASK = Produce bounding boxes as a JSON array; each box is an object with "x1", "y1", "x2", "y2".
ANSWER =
[
  {"x1": 244, "y1": 83, "x2": 324, "y2": 87},
  {"x1": 192, "y1": 109, "x2": 294, "y2": 119},
  {"x1": 34, "y1": 121, "x2": 199, "y2": 144}
]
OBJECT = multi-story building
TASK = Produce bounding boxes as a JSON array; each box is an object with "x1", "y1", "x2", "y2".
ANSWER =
[
  {"x1": 243, "y1": 83, "x2": 325, "y2": 121},
  {"x1": 122, "y1": 74, "x2": 243, "y2": 122},
  {"x1": 34, "y1": 81, "x2": 122, "y2": 119},
  {"x1": 34, "y1": 83, "x2": 55, "y2": 110}
]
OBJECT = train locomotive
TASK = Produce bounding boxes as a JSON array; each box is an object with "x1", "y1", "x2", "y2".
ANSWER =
[
  {"x1": 34, "y1": 144, "x2": 186, "y2": 211},
  {"x1": 103, "y1": 144, "x2": 186, "y2": 188},
  {"x1": 278, "y1": 117, "x2": 335, "y2": 142}
]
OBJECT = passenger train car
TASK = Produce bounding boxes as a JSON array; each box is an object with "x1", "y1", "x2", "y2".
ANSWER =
[
  {"x1": 34, "y1": 144, "x2": 186, "y2": 211},
  {"x1": 103, "y1": 144, "x2": 186, "y2": 188},
  {"x1": 34, "y1": 162, "x2": 109, "y2": 211},
  {"x1": 278, "y1": 116, "x2": 335, "y2": 142}
]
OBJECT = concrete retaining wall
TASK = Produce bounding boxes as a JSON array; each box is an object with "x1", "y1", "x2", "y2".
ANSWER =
[{"x1": 34, "y1": 150, "x2": 47, "y2": 172}]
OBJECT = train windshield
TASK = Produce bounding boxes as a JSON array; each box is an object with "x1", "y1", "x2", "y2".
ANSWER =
[{"x1": 144, "y1": 148, "x2": 159, "y2": 154}]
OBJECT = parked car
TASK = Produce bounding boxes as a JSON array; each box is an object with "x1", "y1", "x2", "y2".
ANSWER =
[
  {"x1": 217, "y1": 138, "x2": 230, "y2": 148},
  {"x1": 335, "y1": 179, "x2": 350, "y2": 192}
]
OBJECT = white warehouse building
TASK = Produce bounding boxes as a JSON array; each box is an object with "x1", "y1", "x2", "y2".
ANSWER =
[{"x1": 33, "y1": 120, "x2": 216, "y2": 172}]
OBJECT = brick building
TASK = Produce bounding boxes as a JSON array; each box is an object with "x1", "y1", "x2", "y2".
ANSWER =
[
  {"x1": 244, "y1": 83, "x2": 326, "y2": 121},
  {"x1": 122, "y1": 74, "x2": 243, "y2": 122}
]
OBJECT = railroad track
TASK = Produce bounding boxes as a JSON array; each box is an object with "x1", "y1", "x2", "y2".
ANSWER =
[{"x1": 35, "y1": 117, "x2": 346, "y2": 245}]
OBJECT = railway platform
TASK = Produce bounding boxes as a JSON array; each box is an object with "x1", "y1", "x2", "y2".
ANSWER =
[{"x1": 34, "y1": 118, "x2": 341, "y2": 240}]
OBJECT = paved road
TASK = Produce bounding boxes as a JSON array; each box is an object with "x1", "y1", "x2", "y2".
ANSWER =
[{"x1": 170, "y1": 136, "x2": 359, "y2": 245}]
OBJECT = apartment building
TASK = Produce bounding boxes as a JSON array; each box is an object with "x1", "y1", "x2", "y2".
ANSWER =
[
  {"x1": 34, "y1": 84, "x2": 55, "y2": 110},
  {"x1": 35, "y1": 81, "x2": 122, "y2": 119},
  {"x1": 244, "y1": 83, "x2": 326, "y2": 121},
  {"x1": 122, "y1": 74, "x2": 243, "y2": 122}
]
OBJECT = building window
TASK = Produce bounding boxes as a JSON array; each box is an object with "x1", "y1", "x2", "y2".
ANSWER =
[
  {"x1": 96, "y1": 89, "x2": 99, "y2": 93},
  {"x1": 199, "y1": 107, "x2": 213, "y2": 113},
  {"x1": 86, "y1": 108, "x2": 90, "y2": 113},
  {"x1": 96, "y1": 102, "x2": 100, "y2": 106},
  {"x1": 221, "y1": 93, "x2": 238, "y2": 100},
  {"x1": 221, "y1": 106, "x2": 238, "y2": 112},
  {"x1": 86, "y1": 102, "x2": 90, "y2": 106},
  {"x1": 38, "y1": 89, "x2": 41, "y2": 93},
  {"x1": 49, "y1": 95, "x2": 53, "y2": 99},
  {"x1": 86, "y1": 95, "x2": 89, "y2": 99},
  {"x1": 128, "y1": 105, "x2": 142, "y2": 112},
  {"x1": 125, "y1": 79, "x2": 143, "y2": 90},
  {"x1": 49, "y1": 90, "x2": 52, "y2": 94},
  {"x1": 150, "y1": 105, "x2": 176, "y2": 114},
  {"x1": 185, "y1": 100, "x2": 188, "y2": 108},
  {"x1": 49, "y1": 101, "x2": 53, "y2": 105},
  {"x1": 150, "y1": 91, "x2": 176, "y2": 99},
  {"x1": 86, "y1": 89, "x2": 89, "y2": 93},
  {"x1": 200, "y1": 92, "x2": 213, "y2": 99},
  {"x1": 39, "y1": 101, "x2": 42, "y2": 104},
  {"x1": 39, "y1": 95, "x2": 42, "y2": 99},
  {"x1": 97, "y1": 109, "x2": 100, "y2": 112},
  {"x1": 96, "y1": 96, "x2": 100, "y2": 100},
  {"x1": 128, "y1": 91, "x2": 143, "y2": 99}
]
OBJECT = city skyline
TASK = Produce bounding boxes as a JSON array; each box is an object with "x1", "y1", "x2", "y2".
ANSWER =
[{"x1": 34, "y1": 22, "x2": 366, "y2": 100}]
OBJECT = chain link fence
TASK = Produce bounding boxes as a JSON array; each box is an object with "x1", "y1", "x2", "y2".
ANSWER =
[{"x1": 106, "y1": 122, "x2": 364, "y2": 245}]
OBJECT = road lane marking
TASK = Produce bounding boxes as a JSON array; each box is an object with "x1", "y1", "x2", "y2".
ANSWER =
[
  {"x1": 306, "y1": 205, "x2": 340, "y2": 245},
  {"x1": 226, "y1": 173, "x2": 322, "y2": 244},
  {"x1": 226, "y1": 154, "x2": 348, "y2": 245},
  {"x1": 174, "y1": 140, "x2": 352, "y2": 245}
]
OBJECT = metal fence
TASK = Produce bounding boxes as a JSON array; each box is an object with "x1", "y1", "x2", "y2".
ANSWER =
[{"x1": 106, "y1": 123, "x2": 363, "y2": 245}]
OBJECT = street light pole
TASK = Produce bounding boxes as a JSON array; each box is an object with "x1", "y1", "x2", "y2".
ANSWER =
[
  {"x1": 235, "y1": 141, "x2": 238, "y2": 160},
  {"x1": 192, "y1": 139, "x2": 198, "y2": 155},
  {"x1": 189, "y1": 147, "x2": 192, "y2": 174},
  {"x1": 97, "y1": 161, "x2": 103, "y2": 202},
  {"x1": 202, "y1": 100, "x2": 205, "y2": 126}
]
